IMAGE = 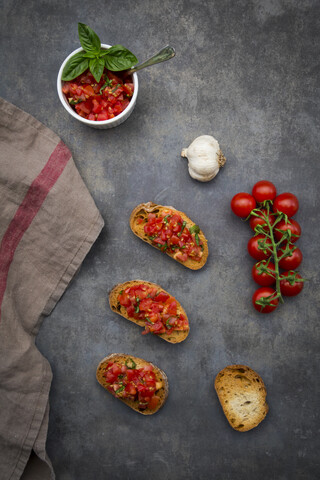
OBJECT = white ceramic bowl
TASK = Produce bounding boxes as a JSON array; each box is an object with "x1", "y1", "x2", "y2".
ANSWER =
[{"x1": 57, "y1": 44, "x2": 138, "y2": 129}]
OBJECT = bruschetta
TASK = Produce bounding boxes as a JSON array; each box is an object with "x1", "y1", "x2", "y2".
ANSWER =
[
  {"x1": 130, "y1": 202, "x2": 208, "y2": 270},
  {"x1": 109, "y1": 280, "x2": 189, "y2": 343},
  {"x1": 96, "y1": 353, "x2": 168, "y2": 415}
]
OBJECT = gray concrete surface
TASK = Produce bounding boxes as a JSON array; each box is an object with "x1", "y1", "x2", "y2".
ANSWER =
[{"x1": 1, "y1": 1, "x2": 320, "y2": 479}]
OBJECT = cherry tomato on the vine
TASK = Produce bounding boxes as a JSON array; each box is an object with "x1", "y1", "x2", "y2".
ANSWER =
[
  {"x1": 249, "y1": 209, "x2": 275, "y2": 231},
  {"x1": 252, "y1": 260, "x2": 276, "y2": 286},
  {"x1": 278, "y1": 244, "x2": 303, "y2": 270},
  {"x1": 247, "y1": 234, "x2": 272, "y2": 261},
  {"x1": 252, "y1": 287, "x2": 279, "y2": 313},
  {"x1": 231, "y1": 193, "x2": 256, "y2": 217},
  {"x1": 273, "y1": 193, "x2": 299, "y2": 217},
  {"x1": 274, "y1": 219, "x2": 301, "y2": 243},
  {"x1": 280, "y1": 271, "x2": 304, "y2": 296},
  {"x1": 252, "y1": 180, "x2": 277, "y2": 203}
]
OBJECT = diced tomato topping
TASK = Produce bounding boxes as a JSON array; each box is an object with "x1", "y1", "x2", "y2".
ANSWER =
[
  {"x1": 142, "y1": 210, "x2": 204, "y2": 263},
  {"x1": 62, "y1": 68, "x2": 134, "y2": 121},
  {"x1": 117, "y1": 284, "x2": 189, "y2": 336},
  {"x1": 103, "y1": 361, "x2": 162, "y2": 410}
]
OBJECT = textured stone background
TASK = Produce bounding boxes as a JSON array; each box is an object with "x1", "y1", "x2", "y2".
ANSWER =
[{"x1": 1, "y1": 1, "x2": 320, "y2": 479}]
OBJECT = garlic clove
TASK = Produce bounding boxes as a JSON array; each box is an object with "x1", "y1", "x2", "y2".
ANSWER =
[{"x1": 181, "y1": 135, "x2": 226, "y2": 182}]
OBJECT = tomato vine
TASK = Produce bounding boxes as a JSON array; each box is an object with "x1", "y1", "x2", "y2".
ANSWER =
[{"x1": 248, "y1": 200, "x2": 304, "y2": 310}]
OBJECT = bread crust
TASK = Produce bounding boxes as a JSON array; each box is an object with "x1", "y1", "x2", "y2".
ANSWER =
[
  {"x1": 96, "y1": 353, "x2": 169, "y2": 415},
  {"x1": 109, "y1": 280, "x2": 189, "y2": 344},
  {"x1": 129, "y1": 202, "x2": 208, "y2": 270},
  {"x1": 214, "y1": 365, "x2": 269, "y2": 432}
]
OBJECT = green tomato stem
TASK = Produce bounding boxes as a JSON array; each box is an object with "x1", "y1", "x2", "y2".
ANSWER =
[{"x1": 261, "y1": 202, "x2": 284, "y2": 303}]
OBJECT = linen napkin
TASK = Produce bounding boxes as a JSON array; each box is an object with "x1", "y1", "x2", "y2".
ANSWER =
[{"x1": 0, "y1": 97, "x2": 104, "y2": 480}]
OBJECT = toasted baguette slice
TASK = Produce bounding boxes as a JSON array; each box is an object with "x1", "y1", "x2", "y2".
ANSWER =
[
  {"x1": 130, "y1": 202, "x2": 208, "y2": 270},
  {"x1": 214, "y1": 365, "x2": 268, "y2": 432},
  {"x1": 96, "y1": 353, "x2": 168, "y2": 415},
  {"x1": 109, "y1": 280, "x2": 189, "y2": 344}
]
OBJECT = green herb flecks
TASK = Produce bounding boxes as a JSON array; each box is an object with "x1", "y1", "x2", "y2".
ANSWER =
[
  {"x1": 178, "y1": 221, "x2": 187, "y2": 237},
  {"x1": 115, "y1": 384, "x2": 125, "y2": 394},
  {"x1": 189, "y1": 224, "x2": 200, "y2": 235},
  {"x1": 68, "y1": 98, "x2": 84, "y2": 105},
  {"x1": 99, "y1": 77, "x2": 112, "y2": 94},
  {"x1": 125, "y1": 358, "x2": 137, "y2": 369},
  {"x1": 111, "y1": 83, "x2": 122, "y2": 93}
]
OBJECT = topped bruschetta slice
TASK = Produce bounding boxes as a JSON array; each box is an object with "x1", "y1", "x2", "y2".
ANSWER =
[
  {"x1": 109, "y1": 280, "x2": 189, "y2": 343},
  {"x1": 96, "y1": 353, "x2": 168, "y2": 415},
  {"x1": 130, "y1": 202, "x2": 208, "y2": 270}
]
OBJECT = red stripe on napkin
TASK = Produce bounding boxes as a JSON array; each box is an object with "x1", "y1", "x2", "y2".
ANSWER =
[{"x1": 0, "y1": 141, "x2": 71, "y2": 321}]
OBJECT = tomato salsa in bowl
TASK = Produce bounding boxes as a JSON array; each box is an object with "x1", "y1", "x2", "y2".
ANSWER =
[{"x1": 57, "y1": 44, "x2": 138, "y2": 129}]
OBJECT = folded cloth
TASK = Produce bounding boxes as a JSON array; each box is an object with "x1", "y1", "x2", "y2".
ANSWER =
[{"x1": 0, "y1": 98, "x2": 104, "y2": 480}]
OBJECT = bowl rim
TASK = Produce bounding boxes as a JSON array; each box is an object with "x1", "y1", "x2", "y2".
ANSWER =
[{"x1": 57, "y1": 44, "x2": 138, "y2": 126}]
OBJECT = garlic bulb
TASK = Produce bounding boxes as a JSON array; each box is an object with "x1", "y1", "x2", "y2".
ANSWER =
[{"x1": 181, "y1": 135, "x2": 226, "y2": 182}]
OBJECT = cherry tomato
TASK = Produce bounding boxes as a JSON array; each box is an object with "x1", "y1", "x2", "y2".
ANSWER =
[
  {"x1": 273, "y1": 193, "x2": 299, "y2": 217},
  {"x1": 231, "y1": 193, "x2": 256, "y2": 217},
  {"x1": 252, "y1": 180, "x2": 277, "y2": 203},
  {"x1": 252, "y1": 261, "x2": 276, "y2": 286},
  {"x1": 274, "y1": 219, "x2": 301, "y2": 243},
  {"x1": 278, "y1": 244, "x2": 302, "y2": 270},
  {"x1": 280, "y1": 271, "x2": 304, "y2": 296},
  {"x1": 249, "y1": 209, "x2": 275, "y2": 231},
  {"x1": 252, "y1": 287, "x2": 279, "y2": 313},
  {"x1": 247, "y1": 235, "x2": 272, "y2": 261}
]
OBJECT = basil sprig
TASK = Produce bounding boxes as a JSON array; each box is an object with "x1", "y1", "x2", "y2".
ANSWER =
[{"x1": 62, "y1": 23, "x2": 138, "y2": 83}]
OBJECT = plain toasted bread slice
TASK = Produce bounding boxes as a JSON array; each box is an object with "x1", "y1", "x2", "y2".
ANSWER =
[
  {"x1": 214, "y1": 365, "x2": 268, "y2": 432},
  {"x1": 130, "y1": 202, "x2": 208, "y2": 270},
  {"x1": 96, "y1": 353, "x2": 168, "y2": 415},
  {"x1": 109, "y1": 280, "x2": 189, "y2": 344}
]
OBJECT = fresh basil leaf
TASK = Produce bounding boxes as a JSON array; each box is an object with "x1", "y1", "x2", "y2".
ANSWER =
[
  {"x1": 104, "y1": 44, "x2": 138, "y2": 71},
  {"x1": 61, "y1": 52, "x2": 89, "y2": 81},
  {"x1": 99, "y1": 49, "x2": 112, "y2": 57},
  {"x1": 82, "y1": 52, "x2": 97, "y2": 58},
  {"x1": 78, "y1": 23, "x2": 101, "y2": 54},
  {"x1": 89, "y1": 57, "x2": 105, "y2": 82}
]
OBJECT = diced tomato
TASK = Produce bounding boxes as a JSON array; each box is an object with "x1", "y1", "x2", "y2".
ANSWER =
[
  {"x1": 92, "y1": 98, "x2": 102, "y2": 114},
  {"x1": 97, "y1": 112, "x2": 109, "y2": 121},
  {"x1": 148, "y1": 395, "x2": 160, "y2": 410},
  {"x1": 119, "y1": 293, "x2": 131, "y2": 307},
  {"x1": 175, "y1": 252, "x2": 188, "y2": 262},
  {"x1": 76, "y1": 101, "x2": 91, "y2": 114},
  {"x1": 154, "y1": 292, "x2": 170, "y2": 303},
  {"x1": 123, "y1": 83, "x2": 134, "y2": 96},
  {"x1": 170, "y1": 235, "x2": 180, "y2": 245},
  {"x1": 62, "y1": 67, "x2": 133, "y2": 121},
  {"x1": 82, "y1": 85, "x2": 95, "y2": 97},
  {"x1": 166, "y1": 301, "x2": 177, "y2": 315}
]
